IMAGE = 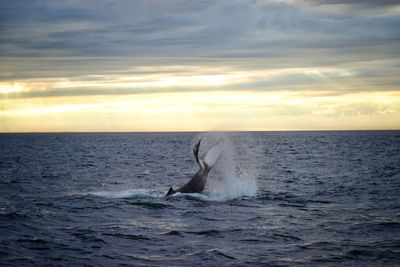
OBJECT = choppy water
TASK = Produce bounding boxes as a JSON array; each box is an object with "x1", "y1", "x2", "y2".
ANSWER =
[{"x1": 0, "y1": 131, "x2": 399, "y2": 266}]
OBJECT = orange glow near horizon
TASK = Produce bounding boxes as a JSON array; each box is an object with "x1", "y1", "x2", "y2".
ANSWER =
[{"x1": 1, "y1": 80, "x2": 399, "y2": 132}]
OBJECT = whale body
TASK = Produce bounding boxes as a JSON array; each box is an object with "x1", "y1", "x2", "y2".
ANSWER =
[{"x1": 166, "y1": 139, "x2": 223, "y2": 197}]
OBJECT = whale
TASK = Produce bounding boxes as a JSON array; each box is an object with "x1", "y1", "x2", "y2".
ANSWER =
[{"x1": 166, "y1": 139, "x2": 223, "y2": 197}]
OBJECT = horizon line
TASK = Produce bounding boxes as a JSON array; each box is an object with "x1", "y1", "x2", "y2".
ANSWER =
[{"x1": 1, "y1": 129, "x2": 399, "y2": 134}]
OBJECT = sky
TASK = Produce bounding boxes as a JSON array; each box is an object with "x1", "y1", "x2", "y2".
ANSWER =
[{"x1": 0, "y1": 0, "x2": 400, "y2": 132}]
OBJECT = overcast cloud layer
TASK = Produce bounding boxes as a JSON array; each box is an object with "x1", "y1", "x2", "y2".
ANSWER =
[
  {"x1": 0, "y1": 0, "x2": 399, "y2": 131},
  {"x1": 1, "y1": 1, "x2": 399, "y2": 58}
]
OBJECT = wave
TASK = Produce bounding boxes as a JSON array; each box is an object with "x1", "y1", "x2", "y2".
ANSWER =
[
  {"x1": 184, "y1": 248, "x2": 237, "y2": 261},
  {"x1": 90, "y1": 187, "x2": 255, "y2": 204},
  {"x1": 91, "y1": 189, "x2": 164, "y2": 199},
  {"x1": 0, "y1": 211, "x2": 30, "y2": 220},
  {"x1": 102, "y1": 233, "x2": 150, "y2": 241},
  {"x1": 130, "y1": 201, "x2": 172, "y2": 209}
]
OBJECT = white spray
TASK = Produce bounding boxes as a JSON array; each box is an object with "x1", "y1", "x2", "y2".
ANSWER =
[{"x1": 196, "y1": 132, "x2": 257, "y2": 201}]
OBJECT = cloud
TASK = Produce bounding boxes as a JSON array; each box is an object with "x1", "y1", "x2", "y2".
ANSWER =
[
  {"x1": 0, "y1": 0, "x2": 399, "y2": 131},
  {"x1": 2, "y1": 62, "x2": 399, "y2": 100},
  {"x1": 1, "y1": 0, "x2": 399, "y2": 59},
  {"x1": 304, "y1": 0, "x2": 400, "y2": 7}
]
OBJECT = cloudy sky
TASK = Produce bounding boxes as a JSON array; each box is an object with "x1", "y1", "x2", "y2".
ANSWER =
[{"x1": 1, "y1": 0, "x2": 399, "y2": 132}]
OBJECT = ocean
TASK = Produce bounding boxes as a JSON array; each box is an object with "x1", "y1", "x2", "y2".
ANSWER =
[{"x1": 0, "y1": 131, "x2": 399, "y2": 266}]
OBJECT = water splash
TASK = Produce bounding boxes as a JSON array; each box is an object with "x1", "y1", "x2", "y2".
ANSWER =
[{"x1": 196, "y1": 132, "x2": 258, "y2": 201}]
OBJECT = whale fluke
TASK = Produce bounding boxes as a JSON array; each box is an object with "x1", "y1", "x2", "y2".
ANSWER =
[
  {"x1": 166, "y1": 138, "x2": 223, "y2": 197},
  {"x1": 193, "y1": 140, "x2": 204, "y2": 169},
  {"x1": 204, "y1": 139, "x2": 223, "y2": 169}
]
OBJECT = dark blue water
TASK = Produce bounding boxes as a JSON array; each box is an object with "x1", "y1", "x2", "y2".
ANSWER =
[{"x1": 0, "y1": 131, "x2": 399, "y2": 266}]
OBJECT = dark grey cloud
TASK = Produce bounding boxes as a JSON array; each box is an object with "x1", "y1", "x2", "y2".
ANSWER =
[
  {"x1": 1, "y1": 0, "x2": 399, "y2": 59},
  {"x1": 306, "y1": 0, "x2": 400, "y2": 7}
]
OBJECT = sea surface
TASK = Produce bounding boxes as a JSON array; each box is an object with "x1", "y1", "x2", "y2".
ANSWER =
[{"x1": 0, "y1": 131, "x2": 399, "y2": 266}]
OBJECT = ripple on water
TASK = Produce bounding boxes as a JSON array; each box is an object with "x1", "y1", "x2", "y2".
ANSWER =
[
  {"x1": 129, "y1": 201, "x2": 173, "y2": 210},
  {"x1": 16, "y1": 237, "x2": 51, "y2": 251},
  {"x1": 183, "y1": 248, "x2": 238, "y2": 263},
  {"x1": 102, "y1": 233, "x2": 150, "y2": 241},
  {"x1": 184, "y1": 229, "x2": 221, "y2": 236},
  {"x1": 162, "y1": 230, "x2": 183, "y2": 237},
  {"x1": 0, "y1": 211, "x2": 30, "y2": 220}
]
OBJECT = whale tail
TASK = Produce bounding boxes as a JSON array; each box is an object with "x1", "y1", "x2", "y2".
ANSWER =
[
  {"x1": 166, "y1": 139, "x2": 224, "y2": 197},
  {"x1": 203, "y1": 139, "x2": 224, "y2": 171},
  {"x1": 193, "y1": 140, "x2": 204, "y2": 169},
  {"x1": 193, "y1": 139, "x2": 224, "y2": 171}
]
